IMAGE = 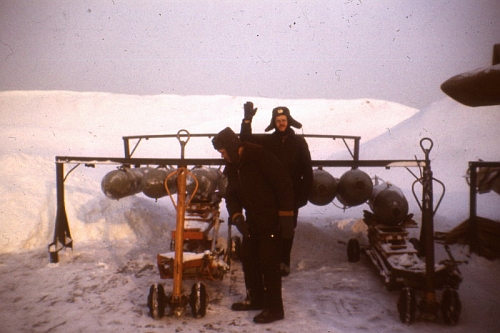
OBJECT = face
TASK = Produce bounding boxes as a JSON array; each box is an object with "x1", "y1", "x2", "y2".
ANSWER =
[
  {"x1": 218, "y1": 148, "x2": 232, "y2": 163},
  {"x1": 275, "y1": 115, "x2": 288, "y2": 132}
]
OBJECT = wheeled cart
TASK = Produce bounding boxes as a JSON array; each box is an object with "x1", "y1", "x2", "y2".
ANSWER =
[
  {"x1": 347, "y1": 138, "x2": 465, "y2": 326},
  {"x1": 147, "y1": 132, "x2": 230, "y2": 319}
]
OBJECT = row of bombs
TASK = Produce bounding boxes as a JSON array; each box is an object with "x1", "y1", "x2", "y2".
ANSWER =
[
  {"x1": 309, "y1": 168, "x2": 409, "y2": 226},
  {"x1": 101, "y1": 166, "x2": 409, "y2": 226},
  {"x1": 101, "y1": 166, "x2": 227, "y2": 201}
]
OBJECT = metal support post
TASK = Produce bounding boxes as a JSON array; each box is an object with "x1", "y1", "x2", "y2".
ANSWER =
[{"x1": 48, "y1": 162, "x2": 73, "y2": 263}]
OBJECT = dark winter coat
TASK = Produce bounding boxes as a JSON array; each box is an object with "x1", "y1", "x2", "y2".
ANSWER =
[
  {"x1": 240, "y1": 122, "x2": 313, "y2": 208},
  {"x1": 224, "y1": 142, "x2": 294, "y2": 236}
]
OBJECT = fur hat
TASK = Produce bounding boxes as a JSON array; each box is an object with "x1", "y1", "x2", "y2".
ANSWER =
[
  {"x1": 212, "y1": 127, "x2": 241, "y2": 163},
  {"x1": 264, "y1": 106, "x2": 303, "y2": 132}
]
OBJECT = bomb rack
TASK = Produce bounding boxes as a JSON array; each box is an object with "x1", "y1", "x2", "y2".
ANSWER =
[{"x1": 48, "y1": 131, "x2": 427, "y2": 264}]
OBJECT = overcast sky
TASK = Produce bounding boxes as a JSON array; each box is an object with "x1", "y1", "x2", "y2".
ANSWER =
[{"x1": 1, "y1": 0, "x2": 499, "y2": 109}]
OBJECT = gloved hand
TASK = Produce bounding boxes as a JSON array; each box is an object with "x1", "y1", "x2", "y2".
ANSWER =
[
  {"x1": 280, "y1": 216, "x2": 295, "y2": 240},
  {"x1": 244, "y1": 101, "x2": 258, "y2": 120},
  {"x1": 232, "y1": 214, "x2": 250, "y2": 237}
]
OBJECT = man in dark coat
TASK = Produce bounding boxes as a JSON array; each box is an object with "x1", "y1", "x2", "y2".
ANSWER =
[
  {"x1": 240, "y1": 102, "x2": 313, "y2": 276},
  {"x1": 212, "y1": 127, "x2": 295, "y2": 324}
]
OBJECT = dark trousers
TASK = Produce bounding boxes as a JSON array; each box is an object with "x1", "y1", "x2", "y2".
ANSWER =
[
  {"x1": 281, "y1": 207, "x2": 299, "y2": 266},
  {"x1": 240, "y1": 233, "x2": 283, "y2": 312}
]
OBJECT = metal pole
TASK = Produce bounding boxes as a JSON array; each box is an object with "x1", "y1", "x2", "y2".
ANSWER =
[
  {"x1": 418, "y1": 138, "x2": 438, "y2": 319},
  {"x1": 353, "y1": 137, "x2": 360, "y2": 161},
  {"x1": 48, "y1": 162, "x2": 72, "y2": 263},
  {"x1": 172, "y1": 167, "x2": 186, "y2": 303},
  {"x1": 469, "y1": 162, "x2": 478, "y2": 255},
  {"x1": 170, "y1": 129, "x2": 190, "y2": 314}
]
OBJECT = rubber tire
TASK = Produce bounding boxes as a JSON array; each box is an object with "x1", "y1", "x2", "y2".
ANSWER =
[
  {"x1": 148, "y1": 284, "x2": 167, "y2": 319},
  {"x1": 397, "y1": 287, "x2": 417, "y2": 325},
  {"x1": 347, "y1": 238, "x2": 361, "y2": 262},
  {"x1": 190, "y1": 282, "x2": 208, "y2": 318},
  {"x1": 441, "y1": 288, "x2": 461, "y2": 326}
]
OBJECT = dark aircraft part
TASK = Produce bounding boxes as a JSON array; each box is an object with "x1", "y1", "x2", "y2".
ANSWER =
[
  {"x1": 142, "y1": 167, "x2": 177, "y2": 199},
  {"x1": 308, "y1": 168, "x2": 338, "y2": 206},
  {"x1": 336, "y1": 169, "x2": 373, "y2": 207},
  {"x1": 101, "y1": 167, "x2": 148, "y2": 200},
  {"x1": 440, "y1": 64, "x2": 500, "y2": 107},
  {"x1": 186, "y1": 167, "x2": 224, "y2": 199},
  {"x1": 369, "y1": 181, "x2": 409, "y2": 226}
]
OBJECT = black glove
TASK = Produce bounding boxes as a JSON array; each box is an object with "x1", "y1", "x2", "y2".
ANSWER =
[
  {"x1": 233, "y1": 214, "x2": 250, "y2": 237},
  {"x1": 280, "y1": 216, "x2": 295, "y2": 240},
  {"x1": 244, "y1": 101, "x2": 257, "y2": 120}
]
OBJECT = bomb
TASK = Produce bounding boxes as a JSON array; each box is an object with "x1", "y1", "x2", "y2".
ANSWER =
[
  {"x1": 308, "y1": 168, "x2": 338, "y2": 206},
  {"x1": 369, "y1": 181, "x2": 409, "y2": 226},
  {"x1": 101, "y1": 167, "x2": 149, "y2": 200},
  {"x1": 186, "y1": 167, "x2": 224, "y2": 199},
  {"x1": 142, "y1": 167, "x2": 177, "y2": 199},
  {"x1": 336, "y1": 169, "x2": 373, "y2": 207}
]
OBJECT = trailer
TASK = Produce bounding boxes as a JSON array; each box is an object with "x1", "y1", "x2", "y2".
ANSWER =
[
  {"x1": 346, "y1": 138, "x2": 465, "y2": 325},
  {"x1": 147, "y1": 154, "x2": 230, "y2": 318}
]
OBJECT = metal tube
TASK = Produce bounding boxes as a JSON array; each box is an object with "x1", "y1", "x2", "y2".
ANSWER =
[
  {"x1": 469, "y1": 162, "x2": 478, "y2": 255},
  {"x1": 48, "y1": 162, "x2": 72, "y2": 263},
  {"x1": 419, "y1": 138, "x2": 438, "y2": 318},
  {"x1": 172, "y1": 167, "x2": 186, "y2": 300},
  {"x1": 422, "y1": 165, "x2": 435, "y2": 297}
]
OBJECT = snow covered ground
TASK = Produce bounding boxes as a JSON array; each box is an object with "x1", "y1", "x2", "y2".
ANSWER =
[{"x1": 0, "y1": 91, "x2": 499, "y2": 333}]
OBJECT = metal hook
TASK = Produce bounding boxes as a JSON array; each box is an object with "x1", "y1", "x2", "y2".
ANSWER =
[
  {"x1": 176, "y1": 129, "x2": 190, "y2": 159},
  {"x1": 420, "y1": 137, "x2": 433, "y2": 158},
  {"x1": 176, "y1": 129, "x2": 190, "y2": 145}
]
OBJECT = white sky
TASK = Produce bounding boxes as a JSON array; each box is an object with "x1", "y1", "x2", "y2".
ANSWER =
[{"x1": 1, "y1": 0, "x2": 499, "y2": 109}]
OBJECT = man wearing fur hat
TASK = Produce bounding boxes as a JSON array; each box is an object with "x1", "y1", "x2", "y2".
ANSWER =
[
  {"x1": 240, "y1": 102, "x2": 313, "y2": 276},
  {"x1": 212, "y1": 127, "x2": 295, "y2": 324}
]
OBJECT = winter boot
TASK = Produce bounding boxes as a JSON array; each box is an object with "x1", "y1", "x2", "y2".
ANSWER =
[
  {"x1": 253, "y1": 308, "x2": 285, "y2": 324},
  {"x1": 231, "y1": 289, "x2": 265, "y2": 311}
]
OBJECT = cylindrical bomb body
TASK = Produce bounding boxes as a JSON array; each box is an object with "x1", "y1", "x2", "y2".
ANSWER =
[
  {"x1": 141, "y1": 167, "x2": 177, "y2": 199},
  {"x1": 336, "y1": 169, "x2": 373, "y2": 207},
  {"x1": 369, "y1": 182, "x2": 409, "y2": 226},
  {"x1": 308, "y1": 168, "x2": 338, "y2": 206},
  {"x1": 101, "y1": 167, "x2": 148, "y2": 200},
  {"x1": 186, "y1": 167, "x2": 223, "y2": 199}
]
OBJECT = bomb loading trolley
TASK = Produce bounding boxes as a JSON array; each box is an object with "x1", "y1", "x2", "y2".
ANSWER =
[
  {"x1": 147, "y1": 130, "x2": 230, "y2": 319},
  {"x1": 345, "y1": 138, "x2": 465, "y2": 326}
]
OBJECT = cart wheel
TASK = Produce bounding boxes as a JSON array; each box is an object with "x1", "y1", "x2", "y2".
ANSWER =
[
  {"x1": 397, "y1": 287, "x2": 417, "y2": 325},
  {"x1": 347, "y1": 238, "x2": 361, "y2": 262},
  {"x1": 190, "y1": 282, "x2": 208, "y2": 318},
  {"x1": 441, "y1": 288, "x2": 461, "y2": 326},
  {"x1": 147, "y1": 283, "x2": 167, "y2": 319}
]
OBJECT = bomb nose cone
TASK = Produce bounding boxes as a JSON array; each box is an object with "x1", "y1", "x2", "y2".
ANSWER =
[
  {"x1": 101, "y1": 167, "x2": 147, "y2": 200},
  {"x1": 308, "y1": 169, "x2": 337, "y2": 206},
  {"x1": 336, "y1": 169, "x2": 373, "y2": 207},
  {"x1": 369, "y1": 182, "x2": 409, "y2": 226}
]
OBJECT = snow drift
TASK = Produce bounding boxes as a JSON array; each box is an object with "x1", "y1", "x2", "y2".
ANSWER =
[{"x1": 0, "y1": 91, "x2": 499, "y2": 333}]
